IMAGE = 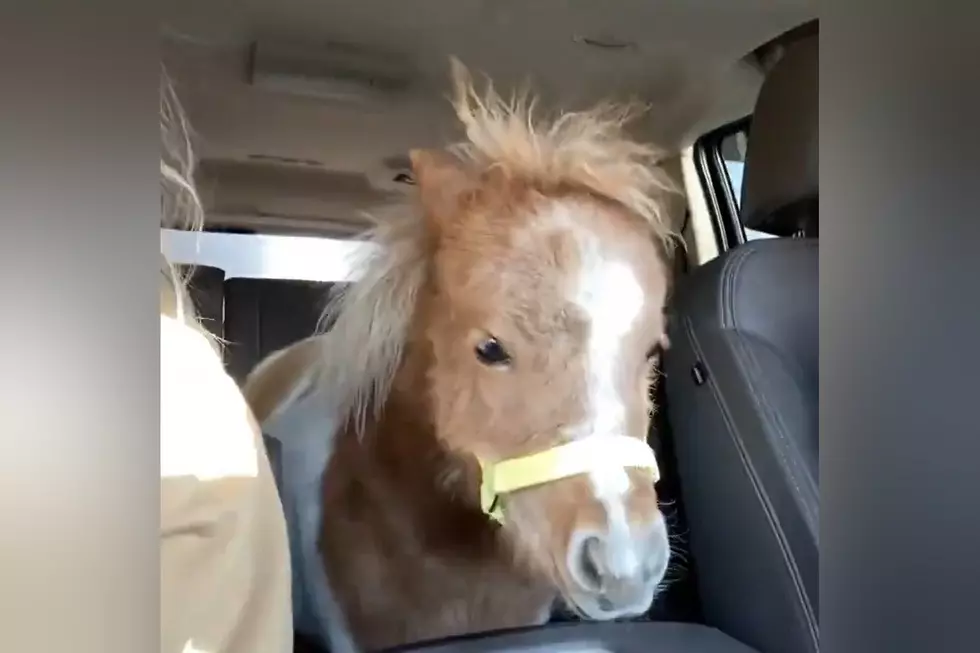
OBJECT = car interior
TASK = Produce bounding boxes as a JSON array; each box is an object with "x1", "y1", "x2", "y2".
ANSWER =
[{"x1": 162, "y1": 2, "x2": 818, "y2": 652}]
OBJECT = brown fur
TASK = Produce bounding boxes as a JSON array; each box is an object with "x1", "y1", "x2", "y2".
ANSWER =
[{"x1": 246, "y1": 60, "x2": 677, "y2": 651}]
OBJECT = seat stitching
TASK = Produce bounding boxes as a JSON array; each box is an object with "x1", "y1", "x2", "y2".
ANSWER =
[
  {"x1": 725, "y1": 331, "x2": 818, "y2": 529},
  {"x1": 722, "y1": 245, "x2": 818, "y2": 510},
  {"x1": 723, "y1": 248, "x2": 818, "y2": 528}
]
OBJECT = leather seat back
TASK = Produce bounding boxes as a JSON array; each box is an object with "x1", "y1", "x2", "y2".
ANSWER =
[
  {"x1": 663, "y1": 34, "x2": 819, "y2": 653},
  {"x1": 223, "y1": 278, "x2": 343, "y2": 384}
]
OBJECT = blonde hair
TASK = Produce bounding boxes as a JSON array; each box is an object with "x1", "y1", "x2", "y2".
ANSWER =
[{"x1": 159, "y1": 65, "x2": 208, "y2": 335}]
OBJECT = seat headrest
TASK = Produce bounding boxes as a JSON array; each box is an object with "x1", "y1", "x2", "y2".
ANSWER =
[{"x1": 741, "y1": 35, "x2": 818, "y2": 236}]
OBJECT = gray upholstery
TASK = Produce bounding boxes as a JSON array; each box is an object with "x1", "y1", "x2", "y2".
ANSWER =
[
  {"x1": 390, "y1": 622, "x2": 758, "y2": 653},
  {"x1": 665, "y1": 241, "x2": 817, "y2": 653},
  {"x1": 663, "y1": 34, "x2": 819, "y2": 653}
]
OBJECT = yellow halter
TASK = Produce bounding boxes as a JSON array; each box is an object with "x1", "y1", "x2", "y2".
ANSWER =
[{"x1": 478, "y1": 435, "x2": 661, "y2": 523}]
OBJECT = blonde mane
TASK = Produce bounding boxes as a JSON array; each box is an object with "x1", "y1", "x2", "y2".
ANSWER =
[{"x1": 317, "y1": 60, "x2": 679, "y2": 434}]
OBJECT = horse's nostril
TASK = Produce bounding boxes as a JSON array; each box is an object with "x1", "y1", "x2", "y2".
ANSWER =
[{"x1": 577, "y1": 536, "x2": 604, "y2": 591}]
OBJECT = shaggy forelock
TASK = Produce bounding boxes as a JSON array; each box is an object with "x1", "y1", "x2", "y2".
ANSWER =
[{"x1": 447, "y1": 58, "x2": 679, "y2": 251}]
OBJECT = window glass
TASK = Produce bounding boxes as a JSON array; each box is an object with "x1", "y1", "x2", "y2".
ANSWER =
[
  {"x1": 161, "y1": 229, "x2": 374, "y2": 281},
  {"x1": 718, "y1": 130, "x2": 778, "y2": 241}
]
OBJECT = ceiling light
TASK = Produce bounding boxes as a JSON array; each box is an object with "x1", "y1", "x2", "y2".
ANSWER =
[{"x1": 248, "y1": 40, "x2": 411, "y2": 105}]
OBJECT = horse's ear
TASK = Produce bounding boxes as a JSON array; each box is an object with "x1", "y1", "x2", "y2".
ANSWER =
[{"x1": 409, "y1": 148, "x2": 473, "y2": 232}]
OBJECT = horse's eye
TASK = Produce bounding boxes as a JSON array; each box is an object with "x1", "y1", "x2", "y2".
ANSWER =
[
  {"x1": 475, "y1": 337, "x2": 511, "y2": 366},
  {"x1": 646, "y1": 345, "x2": 661, "y2": 361}
]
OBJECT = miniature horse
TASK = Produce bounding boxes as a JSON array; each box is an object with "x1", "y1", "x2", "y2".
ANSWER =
[{"x1": 245, "y1": 60, "x2": 678, "y2": 652}]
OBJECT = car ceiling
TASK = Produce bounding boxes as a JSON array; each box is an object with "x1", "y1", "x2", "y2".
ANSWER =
[{"x1": 163, "y1": 0, "x2": 817, "y2": 236}]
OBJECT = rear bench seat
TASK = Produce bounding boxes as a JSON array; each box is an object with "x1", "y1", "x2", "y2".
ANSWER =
[
  {"x1": 223, "y1": 278, "x2": 343, "y2": 384},
  {"x1": 171, "y1": 267, "x2": 342, "y2": 381}
]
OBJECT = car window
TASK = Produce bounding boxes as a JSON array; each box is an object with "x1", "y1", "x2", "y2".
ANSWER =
[
  {"x1": 161, "y1": 229, "x2": 374, "y2": 282},
  {"x1": 718, "y1": 129, "x2": 778, "y2": 242}
]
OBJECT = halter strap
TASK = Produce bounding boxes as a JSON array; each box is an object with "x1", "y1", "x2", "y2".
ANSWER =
[{"x1": 478, "y1": 435, "x2": 660, "y2": 523}]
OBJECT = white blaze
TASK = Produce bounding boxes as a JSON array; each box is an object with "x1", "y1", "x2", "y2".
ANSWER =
[
  {"x1": 571, "y1": 226, "x2": 647, "y2": 578},
  {"x1": 532, "y1": 200, "x2": 651, "y2": 576},
  {"x1": 574, "y1": 255, "x2": 645, "y2": 438}
]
